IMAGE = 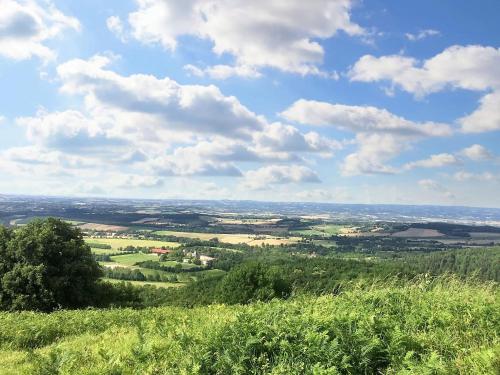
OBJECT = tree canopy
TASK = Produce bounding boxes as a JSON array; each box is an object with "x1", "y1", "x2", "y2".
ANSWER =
[
  {"x1": 217, "y1": 262, "x2": 291, "y2": 304},
  {"x1": 0, "y1": 218, "x2": 102, "y2": 311}
]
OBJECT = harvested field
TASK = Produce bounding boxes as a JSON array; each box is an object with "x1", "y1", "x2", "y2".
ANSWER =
[
  {"x1": 85, "y1": 237, "x2": 181, "y2": 250},
  {"x1": 392, "y1": 228, "x2": 444, "y2": 238},
  {"x1": 153, "y1": 230, "x2": 299, "y2": 245},
  {"x1": 78, "y1": 223, "x2": 129, "y2": 232}
]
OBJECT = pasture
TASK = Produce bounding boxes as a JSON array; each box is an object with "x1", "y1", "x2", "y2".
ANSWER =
[
  {"x1": 292, "y1": 224, "x2": 346, "y2": 237},
  {"x1": 101, "y1": 278, "x2": 184, "y2": 288},
  {"x1": 109, "y1": 253, "x2": 160, "y2": 266},
  {"x1": 90, "y1": 248, "x2": 117, "y2": 255}
]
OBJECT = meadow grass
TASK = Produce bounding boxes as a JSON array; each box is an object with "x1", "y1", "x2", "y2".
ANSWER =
[
  {"x1": 90, "y1": 248, "x2": 117, "y2": 255},
  {"x1": 0, "y1": 276, "x2": 497, "y2": 374},
  {"x1": 292, "y1": 224, "x2": 346, "y2": 237},
  {"x1": 101, "y1": 278, "x2": 185, "y2": 288},
  {"x1": 109, "y1": 253, "x2": 160, "y2": 266}
]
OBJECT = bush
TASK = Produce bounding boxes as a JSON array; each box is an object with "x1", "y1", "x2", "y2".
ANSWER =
[{"x1": 217, "y1": 262, "x2": 291, "y2": 304}]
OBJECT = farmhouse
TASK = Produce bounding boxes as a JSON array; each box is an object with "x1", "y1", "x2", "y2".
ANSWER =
[
  {"x1": 151, "y1": 248, "x2": 174, "y2": 255},
  {"x1": 199, "y1": 255, "x2": 216, "y2": 266}
]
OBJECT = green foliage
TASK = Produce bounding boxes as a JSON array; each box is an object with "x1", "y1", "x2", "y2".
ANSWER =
[
  {"x1": 217, "y1": 262, "x2": 291, "y2": 304},
  {"x1": 85, "y1": 242, "x2": 112, "y2": 249},
  {"x1": 0, "y1": 277, "x2": 497, "y2": 374},
  {"x1": 0, "y1": 218, "x2": 102, "y2": 311},
  {"x1": 404, "y1": 246, "x2": 500, "y2": 281}
]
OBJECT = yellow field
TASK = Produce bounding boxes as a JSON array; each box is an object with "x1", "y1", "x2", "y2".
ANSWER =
[
  {"x1": 154, "y1": 230, "x2": 300, "y2": 246},
  {"x1": 85, "y1": 237, "x2": 181, "y2": 250}
]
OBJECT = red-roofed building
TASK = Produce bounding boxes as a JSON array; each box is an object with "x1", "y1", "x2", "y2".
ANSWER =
[{"x1": 151, "y1": 248, "x2": 174, "y2": 255}]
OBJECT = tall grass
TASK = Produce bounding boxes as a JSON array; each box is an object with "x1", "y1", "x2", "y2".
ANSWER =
[{"x1": 0, "y1": 276, "x2": 498, "y2": 374}]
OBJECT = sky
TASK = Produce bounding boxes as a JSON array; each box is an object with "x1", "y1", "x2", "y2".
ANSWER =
[{"x1": 0, "y1": 0, "x2": 499, "y2": 207}]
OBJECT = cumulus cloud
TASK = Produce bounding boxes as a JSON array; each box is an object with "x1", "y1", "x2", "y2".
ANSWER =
[
  {"x1": 295, "y1": 188, "x2": 351, "y2": 202},
  {"x1": 115, "y1": 174, "x2": 164, "y2": 188},
  {"x1": 5, "y1": 50, "x2": 348, "y2": 189},
  {"x1": 56, "y1": 55, "x2": 266, "y2": 140},
  {"x1": 418, "y1": 179, "x2": 454, "y2": 199},
  {"x1": 183, "y1": 64, "x2": 262, "y2": 80},
  {"x1": 5, "y1": 55, "x2": 341, "y2": 182},
  {"x1": 126, "y1": 0, "x2": 364, "y2": 76},
  {"x1": 405, "y1": 29, "x2": 440, "y2": 41},
  {"x1": 0, "y1": 0, "x2": 80, "y2": 61},
  {"x1": 348, "y1": 45, "x2": 500, "y2": 132},
  {"x1": 243, "y1": 165, "x2": 321, "y2": 190},
  {"x1": 282, "y1": 99, "x2": 451, "y2": 137},
  {"x1": 460, "y1": 144, "x2": 493, "y2": 161},
  {"x1": 349, "y1": 45, "x2": 500, "y2": 96},
  {"x1": 16, "y1": 109, "x2": 127, "y2": 153},
  {"x1": 254, "y1": 122, "x2": 341, "y2": 157},
  {"x1": 404, "y1": 153, "x2": 460, "y2": 170},
  {"x1": 459, "y1": 91, "x2": 500, "y2": 133},
  {"x1": 106, "y1": 15, "x2": 126, "y2": 42},
  {"x1": 453, "y1": 171, "x2": 496, "y2": 182},
  {"x1": 281, "y1": 99, "x2": 451, "y2": 175}
]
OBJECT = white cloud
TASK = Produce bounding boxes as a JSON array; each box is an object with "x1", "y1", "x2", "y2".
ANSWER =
[
  {"x1": 145, "y1": 148, "x2": 242, "y2": 177},
  {"x1": 453, "y1": 171, "x2": 496, "y2": 182},
  {"x1": 405, "y1": 29, "x2": 440, "y2": 41},
  {"x1": 349, "y1": 45, "x2": 500, "y2": 133},
  {"x1": 459, "y1": 91, "x2": 500, "y2": 133},
  {"x1": 127, "y1": 0, "x2": 364, "y2": 76},
  {"x1": 16, "y1": 109, "x2": 127, "y2": 153},
  {"x1": 295, "y1": 188, "x2": 351, "y2": 202},
  {"x1": 6, "y1": 55, "x2": 346, "y2": 186},
  {"x1": 404, "y1": 153, "x2": 460, "y2": 170},
  {"x1": 460, "y1": 144, "x2": 493, "y2": 161},
  {"x1": 56, "y1": 55, "x2": 266, "y2": 140},
  {"x1": 0, "y1": 0, "x2": 80, "y2": 61},
  {"x1": 243, "y1": 165, "x2": 320, "y2": 190},
  {"x1": 341, "y1": 133, "x2": 401, "y2": 176},
  {"x1": 184, "y1": 64, "x2": 262, "y2": 80},
  {"x1": 254, "y1": 122, "x2": 341, "y2": 156},
  {"x1": 418, "y1": 179, "x2": 439, "y2": 190},
  {"x1": 418, "y1": 179, "x2": 454, "y2": 199},
  {"x1": 281, "y1": 99, "x2": 452, "y2": 175},
  {"x1": 282, "y1": 99, "x2": 451, "y2": 136},
  {"x1": 106, "y1": 15, "x2": 126, "y2": 42},
  {"x1": 115, "y1": 174, "x2": 164, "y2": 188},
  {"x1": 349, "y1": 45, "x2": 500, "y2": 96}
]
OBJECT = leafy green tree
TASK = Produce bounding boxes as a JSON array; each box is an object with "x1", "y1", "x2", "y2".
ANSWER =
[
  {"x1": 0, "y1": 218, "x2": 102, "y2": 311},
  {"x1": 217, "y1": 262, "x2": 291, "y2": 304}
]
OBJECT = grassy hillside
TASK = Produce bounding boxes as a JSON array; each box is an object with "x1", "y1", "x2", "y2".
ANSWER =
[{"x1": 0, "y1": 277, "x2": 498, "y2": 374}]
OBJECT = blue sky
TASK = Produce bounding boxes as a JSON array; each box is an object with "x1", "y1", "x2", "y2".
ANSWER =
[{"x1": 0, "y1": 0, "x2": 499, "y2": 207}]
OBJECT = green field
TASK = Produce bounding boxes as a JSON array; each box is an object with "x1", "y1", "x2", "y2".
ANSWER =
[
  {"x1": 90, "y1": 248, "x2": 117, "y2": 255},
  {"x1": 109, "y1": 253, "x2": 160, "y2": 266},
  {"x1": 160, "y1": 260, "x2": 200, "y2": 269},
  {"x1": 292, "y1": 224, "x2": 346, "y2": 237},
  {"x1": 85, "y1": 237, "x2": 181, "y2": 250},
  {"x1": 101, "y1": 254, "x2": 213, "y2": 283},
  {"x1": 0, "y1": 277, "x2": 497, "y2": 374},
  {"x1": 101, "y1": 278, "x2": 184, "y2": 288}
]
